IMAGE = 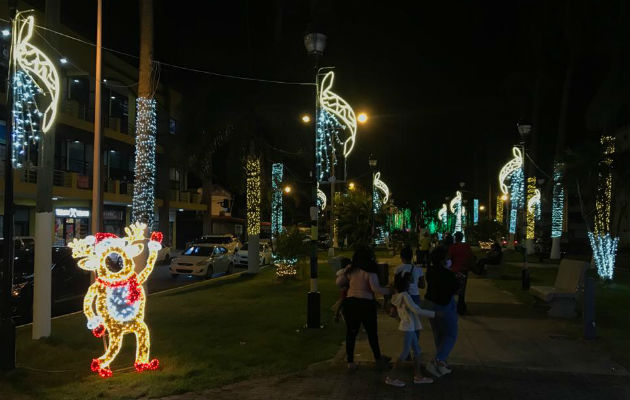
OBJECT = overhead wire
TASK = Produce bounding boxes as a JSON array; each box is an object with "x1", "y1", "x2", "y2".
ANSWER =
[{"x1": 0, "y1": 17, "x2": 315, "y2": 86}]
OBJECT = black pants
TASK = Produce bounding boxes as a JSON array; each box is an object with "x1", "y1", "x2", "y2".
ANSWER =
[{"x1": 342, "y1": 297, "x2": 381, "y2": 363}]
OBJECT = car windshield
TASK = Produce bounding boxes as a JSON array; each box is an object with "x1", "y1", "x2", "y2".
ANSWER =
[{"x1": 183, "y1": 246, "x2": 214, "y2": 256}]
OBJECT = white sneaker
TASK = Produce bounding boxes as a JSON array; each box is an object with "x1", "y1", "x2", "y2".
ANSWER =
[
  {"x1": 425, "y1": 361, "x2": 443, "y2": 378},
  {"x1": 436, "y1": 360, "x2": 452, "y2": 375},
  {"x1": 385, "y1": 377, "x2": 406, "y2": 387}
]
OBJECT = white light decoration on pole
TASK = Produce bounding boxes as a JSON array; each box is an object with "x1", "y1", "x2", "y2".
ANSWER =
[
  {"x1": 588, "y1": 232, "x2": 619, "y2": 281},
  {"x1": 316, "y1": 109, "x2": 343, "y2": 181},
  {"x1": 317, "y1": 183, "x2": 327, "y2": 211},
  {"x1": 319, "y1": 71, "x2": 358, "y2": 158},
  {"x1": 449, "y1": 190, "x2": 463, "y2": 233},
  {"x1": 271, "y1": 163, "x2": 283, "y2": 238},
  {"x1": 508, "y1": 168, "x2": 524, "y2": 235},
  {"x1": 131, "y1": 98, "x2": 157, "y2": 227},
  {"x1": 551, "y1": 162, "x2": 565, "y2": 238},
  {"x1": 499, "y1": 146, "x2": 523, "y2": 195},
  {"x1": 473, "y1": 198, "x2": 479, "y2": 225},
  {"x1": 246, "y1": 157, "x2": 261, "y2": 236},
  {"x1": 13, "y1": 14, "x2": 60, "y2": 133},
  {"x1": 372, "y1": 172, "x2": 390, "y2": 208},
  {"x1": 438, "y1": 203, "x2": 448, "y2": 227},
  {"x1": 11, "y1": 71, "x2": 41, "y2": 168}
]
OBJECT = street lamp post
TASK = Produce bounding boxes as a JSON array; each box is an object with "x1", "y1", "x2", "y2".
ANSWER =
[
  {"x1": 517, "y1": 123, "x2": 532, "y2": 290},
  {"x1": 369, "y1": 155, "x2": 377, "y2": 239},
  {"x1": 304, "y1": 31, "x2": 326, "y2": 329}
]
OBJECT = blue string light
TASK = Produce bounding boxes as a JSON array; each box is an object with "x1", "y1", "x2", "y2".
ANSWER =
[
  {"x1": 271, "y1": 163, "x2": 283, "y2": 238},
  {"x1": 508, "y1": 168, "x2": 524, "y2": 234},
  {"x1": 316, "y1": 109, "x2": 344, "y2": 182},
  {"x1": 588, "y1": 232, "x2": 619, "y2": 280},
  {"x1": 12, "y1": 70, "x2": 43, "y2": 169}
]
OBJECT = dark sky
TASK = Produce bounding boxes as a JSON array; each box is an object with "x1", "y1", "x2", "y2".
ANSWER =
[{"x1": 60, "y1": 0, "x2": 629, "y2": 212}]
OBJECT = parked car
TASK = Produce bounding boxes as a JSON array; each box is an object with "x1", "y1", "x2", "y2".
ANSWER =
[
  {"x1": 169, "y1": 244, "x2": 234, "y2": 278},
  {"x1": 7, "y1": 246, "x2": 91, "y2": 324},
  {"x1": 156, "y1": 245, "x2": 172, "y2": 264},
  {"x1": 191, "y1": 234, "x2": 241, "y2": 254},
  {"x1": 233, "y1": 242, "x2": 273, "y2": 268}
]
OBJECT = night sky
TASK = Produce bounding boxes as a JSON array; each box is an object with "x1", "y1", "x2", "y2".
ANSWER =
[{"x1": 60, "y1": 0, "x2": 628, "y2": 212}]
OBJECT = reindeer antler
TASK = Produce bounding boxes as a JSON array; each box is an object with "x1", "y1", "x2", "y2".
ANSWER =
[
  {"x1": 69, "y1": 237, "x2": 95, "y2": 259},
  {"x1": 124, "y1": 222, "x2": 147, "y2": 243}
]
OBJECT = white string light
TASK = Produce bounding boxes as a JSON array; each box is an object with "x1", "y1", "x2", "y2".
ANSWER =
[
  {"x1": 588, "y1": 232, "x2": 619, "y2": 280},
  {"x1": 246, "y1": 157, "x2": 261, "y2": 236},
  {"x1": 508, "y1": 168, "x2": 524, "y2": 235},
  {"x1": 449, "y1": 190, "x2": 463, "y2": 234},
  {"x1": 11, "y1": 70, "x2": 42, "y2": 168},
  {"x1": 499, "y1": 146, "x2": 523, "y2": 194},
  {"x1": 316, "y1": 109, "x2": 343, "y2": 181},
  {"x1": 271, "y1": 163, "x2": 283, "y2": 237},
  {"x1": 551, "y1": 162, "x2": 564, "y2": 238},
  {"x1": 317, "y1": 182, "x2": 327, "y2": 211},
  {"x1": 131, "y1": 97, "x2": 157, "y2": 227},
  {"x1": 13, "y1": 13, "x2": 60, "y2": 133},
  {"x1": 319, "y1": 71, "x2": 358, "y2": 157},
  {"x1": 373, "y1": 172, "x2": 390, "y2": 206}
]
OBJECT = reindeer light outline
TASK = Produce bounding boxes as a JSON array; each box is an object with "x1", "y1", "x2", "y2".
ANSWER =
[{"x1": 69, "y1": 222, "x2": 162, "y2": 378}]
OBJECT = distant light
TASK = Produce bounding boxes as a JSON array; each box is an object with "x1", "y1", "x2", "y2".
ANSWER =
[
  {"x1": 479, "y1": 205, "x2": 486, "y2": 211},
  {"x1": 1, "y1": 29, "x2": 10, "y2": 37},
  {"x1": 59, "y1": 58, "x2": 68, "y2": 64},
  {"x1": 110, "y1": 96, "x2": 116, "y2": 100},
  {"x1": 178, "y1": 208, "x2": 184, "y2": 212},
  {"x1": 283, "y1": 186, "x2": 292, "y2": 194},
  {"x1": 301, "y1": 114, "x2": 311, "y2": 123},
  {"x1": 348, "y1": 182, "x2": 355, "y2": 190},
  {"x1": 357, "y1": 113, "x2": 368, "y2": 124},
  {"x1": 501, "y1": 194, "x2": 508, "y2": 201},
  {"x1": 103, "y1": 79, "x2": 107, "y2": 83},
  {"x1": 110, "y1": 150, "x2": 116, "y2": 153},
  {"x1": 73, "y1": 140, "x2": 80, "y2": 144},
  {"x1": 52, "y1": 197, "x2": 58, "y2": 201},
  {"x1": 73, "y1": 79, "x2": 80, "y2": 83}
]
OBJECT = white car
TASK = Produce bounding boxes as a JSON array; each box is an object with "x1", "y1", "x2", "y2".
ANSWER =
[
  {"x1": 156, "y1": 246, "x2": 172, "y2": 264},
  {"x1": 192, "y1": 234, "x2": 241, "y2": 254},
  {"x1": 233, "y1": 242, "x2": 273, "y2": 268},
  {"x1": 169, "y1": 244, "x2": 234, "y2": 278}
]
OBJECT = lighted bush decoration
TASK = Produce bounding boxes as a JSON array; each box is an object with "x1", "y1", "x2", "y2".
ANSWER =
[
  {"x1": 273, "y1": 227, "x2": 307, "y2": 279},
  {"x1": 68, "y1": 222, "x2": 162, "y2": 378},
  {"x1": 275, "y1": 258, "x2": 298, "y2": 278}
]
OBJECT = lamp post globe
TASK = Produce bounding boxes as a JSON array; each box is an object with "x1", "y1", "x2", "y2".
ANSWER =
[{"x1": 304, "y1": 32, "x2": 327, "y2": 57}]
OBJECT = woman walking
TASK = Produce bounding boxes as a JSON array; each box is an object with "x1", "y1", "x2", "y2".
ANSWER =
[{"x1": 336, "y1": 245, "x2": 391, "y2": 370}]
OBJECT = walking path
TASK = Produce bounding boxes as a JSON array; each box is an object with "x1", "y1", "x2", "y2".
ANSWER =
[{"x1": 158, "y1": 256, "x2": 628, "y2": 400}]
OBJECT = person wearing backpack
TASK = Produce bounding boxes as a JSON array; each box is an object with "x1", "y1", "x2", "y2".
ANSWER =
[{"x1": 394, "y1": 246, "x2": 425, "y2": 308}]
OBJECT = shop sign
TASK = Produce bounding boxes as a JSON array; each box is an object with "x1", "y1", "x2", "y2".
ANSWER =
[{"x1": 55, "y1": 208, "x2": 90, "y2": 218}]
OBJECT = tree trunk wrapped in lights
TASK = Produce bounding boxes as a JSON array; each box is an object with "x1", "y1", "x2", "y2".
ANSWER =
[
  {"x1": 246, "y1": 156, "x2": 261, "y2": 273},
  {"x1": 550, "y1": 162, "x2": 565, "y2": 259},
  {"x1": 589, "y1": 135, "x2": 618, "y2": 280},
  {"x1": 496, "y1": 195, "x2": 504, "y2": 223},
  {"x1": 132, "y1": 97, "x2": 157, "y2": 227},
  {"x1": 271, "y1": 163, "x2": 284, "y2": 239}
]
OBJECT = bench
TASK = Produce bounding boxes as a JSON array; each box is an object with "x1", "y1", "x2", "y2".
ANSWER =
[{"x1": 530, "y1": 259, "x2": 588, "y2": 318}]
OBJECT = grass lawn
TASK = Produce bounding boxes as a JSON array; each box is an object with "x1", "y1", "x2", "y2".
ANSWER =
[
  {"x1": 488, "y1": 252, "x2": 630, "y2": 370},
  {"x1": 0, "y1": 263, "x2": 344, "y2": 400}
]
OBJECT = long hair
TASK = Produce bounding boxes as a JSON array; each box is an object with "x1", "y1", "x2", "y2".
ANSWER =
[{"x1": 351, "y1": 245, "x2": 378, "y2": 273}]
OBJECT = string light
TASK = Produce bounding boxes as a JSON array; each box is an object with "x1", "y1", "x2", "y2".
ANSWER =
[
  {"x1": 246, "y1": 157, "x2": 261, "y2": 236},
  {"x1": 437, "y1": 203, "x2": 448, "y2": 232},
  {"x1": 274, "y1": 258, "x2": 298, "y2": 278},
  {"x1": 589, "y1": 136, "x2": 618, "y2": 280},
  {"x1": 473, "y1": 198, "x2": 479, "y2": 225},
  {"x1": 11, "y1": 71, "x2": 42, "y2": 168},
  {"x1": 508, "y1": 168, "x2": 524, "y2": 235},
  {"x1": 317, "y1": 182, "x2": 327, "y2": 211},
  {"x1": 588, "y1": 232, "x2": 619, "y2": 280},
  {"x1": 499, "y1": 146, "x2": 523, "y2": 195},
  {"x1": 131, "y1": 97, "x2": 157, "y2": 227},
  {"x1": 316, "y1": 109, "x2": 343, "y2": 181},
  {"x1": 496, "y1": 195, "x2": 504, "y2": 223},
  {"x1": 271, "y1": 163, "x2": 283, "y2": 238},
  {"x1": 594, "y1": 136, "x2": 614, "y2": 235},
  {"x1": 319, "y1": 71, "x2": 358, "y2": 157},
  {"x1": 526, "y1": 177, "x2": 537, "y2": 240},
  {"x1": 13, "y1": 13, "x2": 60, "y2": 133},
  {"x1": 449, "y1": 190, "x2": 463, "y2": 234},
  {"x1": 68, "y1": 222, "x2": 161, "y2": 378},
  {"x1": 551, "y1": 162, "x2": 565, "y2": 238}
]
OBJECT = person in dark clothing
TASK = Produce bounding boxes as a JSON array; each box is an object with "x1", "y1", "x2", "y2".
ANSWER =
[
  {"x1": 336, "y1": 246, "x2": 391, "y2": 370},
  {"x1": 424, "y1": 246, "x2": 459, "y2": 378},
  {"x1": 475, "y1": 241, "x2": 502, "y2": 275},
  {"x1": 447, "y1": 232, "x2": 473, "y2": 315}
]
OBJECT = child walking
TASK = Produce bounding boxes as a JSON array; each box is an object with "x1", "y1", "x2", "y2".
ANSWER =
[{"x1": 385, "y1": 272, "x2": 436, "y2": 387}]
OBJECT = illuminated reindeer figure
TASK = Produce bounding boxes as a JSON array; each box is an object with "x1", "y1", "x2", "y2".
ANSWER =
[{"x1": 69, "y1": 222, "x2": 162, "y2": 378}]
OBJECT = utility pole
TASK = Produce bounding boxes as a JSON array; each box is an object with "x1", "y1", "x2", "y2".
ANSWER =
[
  {"x1": 0, "y1": 0, "x2": 17, "y2": 370},
  {"x1": 32, "y1": 0, "x2": 60, "y2": 340},
  {"x1": 91, "y1": 0, "x2": 103, "y2": 234}
]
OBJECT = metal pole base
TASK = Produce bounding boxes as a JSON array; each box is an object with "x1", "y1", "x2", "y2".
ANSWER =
[
  {"x1": 521, "y1": 268, "x2": 530, "y2": 290},
  {"x1": 306, "y1": 291, "x2": 321, "y2": 329},
  {"x1": 0, "y1": 317, "x2": 16, "y2": 370}
]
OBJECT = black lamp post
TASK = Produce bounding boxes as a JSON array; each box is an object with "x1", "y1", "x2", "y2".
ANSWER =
[
  {"x1": 369, "y1": 155, "x2": 377, "y2": 238},
  {"x1": 517, "y1": 123, "x2": 532, "y2": 290},
  {"x1": 304, "y1": 31, "x2": 326, "y2": 329}
]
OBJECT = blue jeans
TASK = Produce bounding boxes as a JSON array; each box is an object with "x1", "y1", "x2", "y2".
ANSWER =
[
  {"x1": 426, "y1": 297, "x2": 458, "y2": 362},
  {"x1": 399, "y1": 330, "x2": 421, "y2": 361}
]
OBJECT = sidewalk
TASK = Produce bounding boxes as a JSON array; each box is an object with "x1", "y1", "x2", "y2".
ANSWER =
[{"x1": 158, "y1": 257, "x2": 629, "y2": 399}]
